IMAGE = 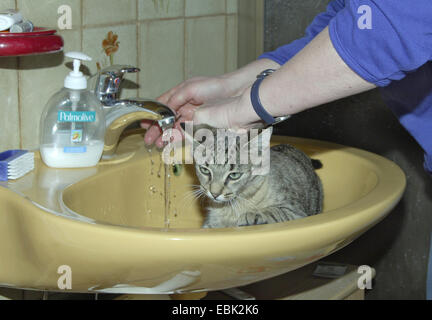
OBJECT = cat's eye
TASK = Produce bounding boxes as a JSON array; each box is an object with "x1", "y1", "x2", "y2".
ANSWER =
[
  {"x1": 199, "y1": 166, "x2": 211, "y2": 175},
  {"x1": 228, "y1": 172, "x2": 243, "y2": 180}
]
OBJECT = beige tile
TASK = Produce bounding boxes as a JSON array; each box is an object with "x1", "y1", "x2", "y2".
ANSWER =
[
  {"x1": 226, "y1": 0, "x2": 238, "y2": 14},
  {"x1": 139, "y1": 19, "x2": 184, "y2": 98},
  {"x1": 138, "y1": 0, "x2": 184, "y2": 20},
  {"x1": 185, "y1": 0, "x2": 225, "y2": 17},
  {"x1": 83, "y1": 0, "x2": 137, "y2": 26},
  {"x1": 0, "y1": 0, "x2": 16, "y2": 11},
  {"x1": 17, "y1": 0, "x2": 81, "y2": 30},
  {"x1": 226, "y1": 15, "x2": 238, "y2": 72},
  {"x1": 0, "y1": 58, "x2": 20, "y2": 150},
  {"x1": 19, "y1": 31, "x2": 81, "y2": 150},
  {"x1": 186, "y1": 16, "x2": 225, "y2": 78},
  {"x1": 83, "y1": 24, "x2": 138, "y2": 98}
]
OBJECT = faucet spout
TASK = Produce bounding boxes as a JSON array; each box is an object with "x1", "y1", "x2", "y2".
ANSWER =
[
  {"x1": 103, "y1": 98, "x2": 176, "y2": 158},
  {"x1": 89, "y1": 65, "x2": 176, "y2": 158}
]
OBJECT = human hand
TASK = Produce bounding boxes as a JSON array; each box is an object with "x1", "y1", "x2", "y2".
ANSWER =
[
  {"x1": 193, "y1": 87, "x2": 263, "y2": 129},
  {"x1": 141, "y1": 76, "x2": 238, "y2": 148}
]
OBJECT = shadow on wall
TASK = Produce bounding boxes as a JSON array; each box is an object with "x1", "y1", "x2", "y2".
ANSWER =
[
  {"x1": 273, "y1": 89, "x2": 432, "y2": 299},
  {"x1": 264, "y1": 0, "x2": 432, "y2": 299}
]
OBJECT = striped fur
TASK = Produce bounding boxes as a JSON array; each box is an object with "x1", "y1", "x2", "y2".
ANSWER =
[{"x1": 185, "y1": 125, "x2": 324, "y2": 228}]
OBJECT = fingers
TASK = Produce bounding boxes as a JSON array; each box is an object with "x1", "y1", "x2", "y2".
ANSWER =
[
  {"x1": 142, "y1": 118, "x2": 187, "y2": 148},
  {"x1": 140, "y1": 120, "x2": 153, "y2": 129},
  {"x1": 154, "y1": 120, "x2": 186, "y2": 148},
  {"x1": 157, "y1": 81, "x2": 195, "y2": 111},
  {"x1": 143, "y1": 124, "x2": 162, "y2": 146},
  {"x1": 157, "y1": 83, "x2": 184, "y2": 105}
]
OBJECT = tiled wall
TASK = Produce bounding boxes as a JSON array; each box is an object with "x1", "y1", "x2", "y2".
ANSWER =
[{"x1": 0, "y1": 0, "x2": 238, "y2": 150}]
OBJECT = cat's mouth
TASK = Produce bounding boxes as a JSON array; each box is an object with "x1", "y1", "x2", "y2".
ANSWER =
[{"x1": 205, "y1": 191, "x2": 234, "y2": 203}]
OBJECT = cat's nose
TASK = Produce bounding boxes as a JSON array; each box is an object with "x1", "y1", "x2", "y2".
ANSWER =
[{"x1": 211, "y1": 192, "x2": 221, "y2": 199}]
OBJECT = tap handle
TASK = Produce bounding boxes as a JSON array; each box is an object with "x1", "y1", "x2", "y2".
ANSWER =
[{"x1": 92, "y1": 65, "x2": 140, "y2": 104}]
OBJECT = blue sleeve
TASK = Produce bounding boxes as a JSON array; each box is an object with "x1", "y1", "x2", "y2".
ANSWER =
[
  {"x1": 259, "y1": 0, "x2": 346, "y2": 65},
  {"x1": 329, "y1": 0, "x2": 432, "y2": 87}
]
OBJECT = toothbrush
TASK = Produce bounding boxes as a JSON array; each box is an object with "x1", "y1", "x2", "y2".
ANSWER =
[{"x1": 0, "y1": 150, "x2": 34, "y2": 181}]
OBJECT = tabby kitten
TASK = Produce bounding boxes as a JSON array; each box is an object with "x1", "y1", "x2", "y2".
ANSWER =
[{"x1": 183, "y1": 124, "x2": 323, "y2": 228}]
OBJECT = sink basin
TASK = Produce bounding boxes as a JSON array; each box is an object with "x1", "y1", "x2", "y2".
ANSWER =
[{"x1": 0, "y1": 133, "x2": 406, "y2": 294}]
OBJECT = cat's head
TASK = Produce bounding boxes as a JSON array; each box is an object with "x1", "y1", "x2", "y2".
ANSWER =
[{"x1": 181, "y1": 123, "x2": 272, "y2": 203}]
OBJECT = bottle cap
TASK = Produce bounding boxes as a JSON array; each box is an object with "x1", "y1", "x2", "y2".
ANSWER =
[{"x1": 64, "y1": 52, "x2": 92, "y2": 90}]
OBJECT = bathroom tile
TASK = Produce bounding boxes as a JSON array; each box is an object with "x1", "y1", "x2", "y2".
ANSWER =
[
  {"x1": 226, "y1": 15, "x2": 238, "y2": 72},
  {"x1": 138, "y1": 0, "x2": 184, "y2": 20},
  {"x1": 19, "y1": 31, "x2": 81, "y2": 150},
  {"x1": 0, "y1": 1, "x2": 16, "y2": 11},
  {"x1": 226, "y1": 0, "x2": 238, "y2": 14},
  {"x1": 0, "y1": 58, "x2": 20, "y2": 150},
  {"x1": 185, "y1": 0, "x2": 225, "y2": 17},
  {"x1": 83, "y1": 24, "x2": 138, "y2": 98},
  {"x1": 17, "y1": 0, "x2": 81, "y2": 30},
  {"x1": 83, "y1": 0, "x2": 137, "y2": 26},
  {"x1": 185, "y1": 16, "x2": 226, "y2": 78},
  {"x1": 138, "y1": 19, "x2": 184, "y2": 98}
]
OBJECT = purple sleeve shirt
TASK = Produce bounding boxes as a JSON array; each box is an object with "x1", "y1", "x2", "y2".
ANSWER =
[{"x1": 259, "y1": 0, "x2": 432, "y2": 175}]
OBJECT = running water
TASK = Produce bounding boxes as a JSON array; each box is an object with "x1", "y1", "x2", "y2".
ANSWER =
[
  {"x1": 164, "y1": 164, "x2": 171, "y2": 228},
  {"x1": 162, "y1": 129, "x2": 173, "y2": 229},
  {"x1": 145, "y1": 130, "x2": 175, "y2": 229}
]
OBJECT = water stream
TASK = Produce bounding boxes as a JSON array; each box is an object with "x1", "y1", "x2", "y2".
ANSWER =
[
  {"x1": 147, "y1": 143, "x2": 172, "y2": 229},
  {"x1": 164, "y1": 164, "x2": 171, "y2": 229}
]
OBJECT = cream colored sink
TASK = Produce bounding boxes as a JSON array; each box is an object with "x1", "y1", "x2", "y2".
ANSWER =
[{"x1": 0, "y1": 133, "x2": 406, "y2": 294}]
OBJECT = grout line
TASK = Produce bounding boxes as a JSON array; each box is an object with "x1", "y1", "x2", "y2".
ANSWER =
[
  {"x1": 183, "y1": 0, "x2": 187, "y2": 81},
  {"x1": 16, "y1": 57, "x2": 22, "y2": 150},
  {"x1": 82, "y1": 13, "x2": 236, "y2": 30},
  {"x1": 15, "y1": 0, "x2": 21, "y2": 148},
  {"x1": 224, "y1": 16, "x2": 228, "y2": 74},
  {"x1": 224, "y1": 0, "x2": 228, "y2": 74},
  {"x1": 136, "y1": 0, "x2": 139, "y2": 96},
  {"x1": 80, "y1": 0, "x2": 83, "y2": 51}
]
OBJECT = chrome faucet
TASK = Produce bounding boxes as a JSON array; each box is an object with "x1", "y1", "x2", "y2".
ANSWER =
[
  {"x1": 89, "y1": 65, "x2": 176, "y2": 158},
  {"x1": 90, "y1": 65, "x2": 141, "y2": 106}
]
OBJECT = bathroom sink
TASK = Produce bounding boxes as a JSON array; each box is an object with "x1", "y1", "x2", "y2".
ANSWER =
[{"x1": 0, "y1": 133, "x2": 406, "y2": 294}]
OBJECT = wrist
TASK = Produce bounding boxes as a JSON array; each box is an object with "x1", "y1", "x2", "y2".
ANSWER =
[
  {"x1": 221, "y1": 59, "x2": 282, "y2": 97},
  {"x1": 228, "y1": 87, "x2": 261, "y2": 127},
  {"x1": 219, "y1": 72, "x2": 250, "y2": 97}
]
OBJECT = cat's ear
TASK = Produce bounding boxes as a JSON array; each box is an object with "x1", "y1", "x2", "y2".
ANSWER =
[
  {"x1": 180, "y1": 122, "x2": 196, "y2": 146},
  {"x1": 246, "y1": 127, "x2": 272, "y2": 175},
  {"x1": 180, "y1": 122, "x2": 216, "y2": 164},
  {"x1": 244, "y1": 127, "x2": 273, "y2": 155}
]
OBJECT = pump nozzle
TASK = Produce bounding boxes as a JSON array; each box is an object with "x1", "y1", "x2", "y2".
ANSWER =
[{"x1": 64, "y1": 52, "x2": 92, "y2": 90}]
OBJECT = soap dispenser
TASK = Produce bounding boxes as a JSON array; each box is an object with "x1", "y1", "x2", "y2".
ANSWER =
[{"x1": 40, "y1": 52, "x2": 106, "y2": 168}]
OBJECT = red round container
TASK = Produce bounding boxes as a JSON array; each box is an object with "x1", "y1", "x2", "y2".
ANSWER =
[{"x1": 0, "y1": 27, "x2": 63, "y2": 57}]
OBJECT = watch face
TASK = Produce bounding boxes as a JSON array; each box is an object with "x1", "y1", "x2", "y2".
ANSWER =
[{"x1": 257, "y1": 69, "x2": 276, "y2": 79}]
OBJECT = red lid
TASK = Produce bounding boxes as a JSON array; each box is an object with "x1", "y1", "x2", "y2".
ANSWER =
[{"x1": 0, "y1": 27, "x2": 63, "y2": 57}]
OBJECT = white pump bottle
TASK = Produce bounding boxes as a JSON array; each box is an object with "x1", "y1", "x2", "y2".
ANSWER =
[{"x1": 40, "y1": 52, "x2": 106, "y2": 168}]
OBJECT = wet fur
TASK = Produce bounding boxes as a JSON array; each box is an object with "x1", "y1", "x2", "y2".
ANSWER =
[{"x1": 186, "y1": 125, "x2": 324, "y2": 228}]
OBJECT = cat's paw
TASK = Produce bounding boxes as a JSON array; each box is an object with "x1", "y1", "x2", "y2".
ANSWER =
[{"x1": 238, "y1": 212, "x2": 268, "y2": 226}]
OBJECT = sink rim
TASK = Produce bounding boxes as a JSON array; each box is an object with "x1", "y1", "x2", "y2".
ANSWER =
[
  {"x1": 0, "y1": 135, "x2": 407, "y2": 293},
  {"x1": 58, "y1": 136, "x2": 407, "y2": 235}
]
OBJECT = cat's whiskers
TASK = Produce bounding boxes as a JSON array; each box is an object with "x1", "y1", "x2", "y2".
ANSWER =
[
  {"x1": 179, "y1": 188, "x2": 205, "y2": 209},
  {"x1": 228, "y1": 199, "x2": 240, "y2": 219}
]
